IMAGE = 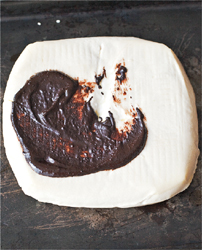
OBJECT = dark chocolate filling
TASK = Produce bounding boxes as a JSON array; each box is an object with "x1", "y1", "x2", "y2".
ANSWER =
[
  {"x1": 11, "y1": 70, "x2": 147, "y2": 177},
  {"x1": 116, "y1": 64, "x2": 127, "y2": 83},
  {"x1": 95, "y1": 68, "x2": 106, "y2": 89}
]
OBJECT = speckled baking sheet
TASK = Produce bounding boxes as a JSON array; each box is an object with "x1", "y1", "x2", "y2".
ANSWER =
[{"x1": 1, "y1": 1, "x2": 201, "y2": 249}]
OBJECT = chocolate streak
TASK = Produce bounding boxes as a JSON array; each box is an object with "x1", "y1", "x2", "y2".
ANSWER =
[
  {"x1": 12, "y1": 71, "x2": 147, "y2": 177},
  {"x1": 116, "y1": 64, "x2": 127, "y2": 83},
  {"x1": 95, "y1": 68, "x2": 106, "y2": 89}
]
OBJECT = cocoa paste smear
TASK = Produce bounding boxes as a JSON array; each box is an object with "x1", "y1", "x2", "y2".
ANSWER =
[{"x1": 12, "y1": 71, "x2": 147, "y2": 177}]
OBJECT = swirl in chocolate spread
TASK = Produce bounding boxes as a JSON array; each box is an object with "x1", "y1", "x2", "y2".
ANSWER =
[{"x1": 11, "y1": 69, "x2": 147, "y2": 177}]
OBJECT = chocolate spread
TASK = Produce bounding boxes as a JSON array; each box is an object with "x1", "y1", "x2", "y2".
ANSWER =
[
  {"x1": 95, "y1": 68, "x2": 106, "y2": 89},
  {"x1": 11, "y1": 70, "x2": 147, "y2": 177},
  {"x1": 116, "y1": 64, "x2": 127, "y2": 83}
]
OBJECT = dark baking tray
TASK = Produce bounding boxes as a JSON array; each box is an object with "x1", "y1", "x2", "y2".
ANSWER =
[{"x1": 1, "y1": 1, "x2": 201, "y2": 249}]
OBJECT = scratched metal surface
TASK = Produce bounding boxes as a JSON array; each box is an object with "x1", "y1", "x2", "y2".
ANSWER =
[{"x1": 1, "y1": 1, "x2": 201, "y2": 249}]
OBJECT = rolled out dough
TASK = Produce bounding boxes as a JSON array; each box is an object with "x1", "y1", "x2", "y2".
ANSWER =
[{"x1": 3, "y1": 37, "x2": 199, "y2": 208}]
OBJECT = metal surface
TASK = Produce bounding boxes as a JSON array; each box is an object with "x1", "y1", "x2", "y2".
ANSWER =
[{"x1": 1, "y1": 1, "x2": 201, "y2": 249}]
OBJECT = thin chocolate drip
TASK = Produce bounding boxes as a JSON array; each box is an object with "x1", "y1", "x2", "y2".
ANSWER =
[{"x1": 95, "y1": 68, "x2": 106, "y2": 89}]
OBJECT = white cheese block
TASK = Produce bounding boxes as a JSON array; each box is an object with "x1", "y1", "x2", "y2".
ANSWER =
[{"x1": 3, "y1": 37, "x2": 199, "y2": 208}]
